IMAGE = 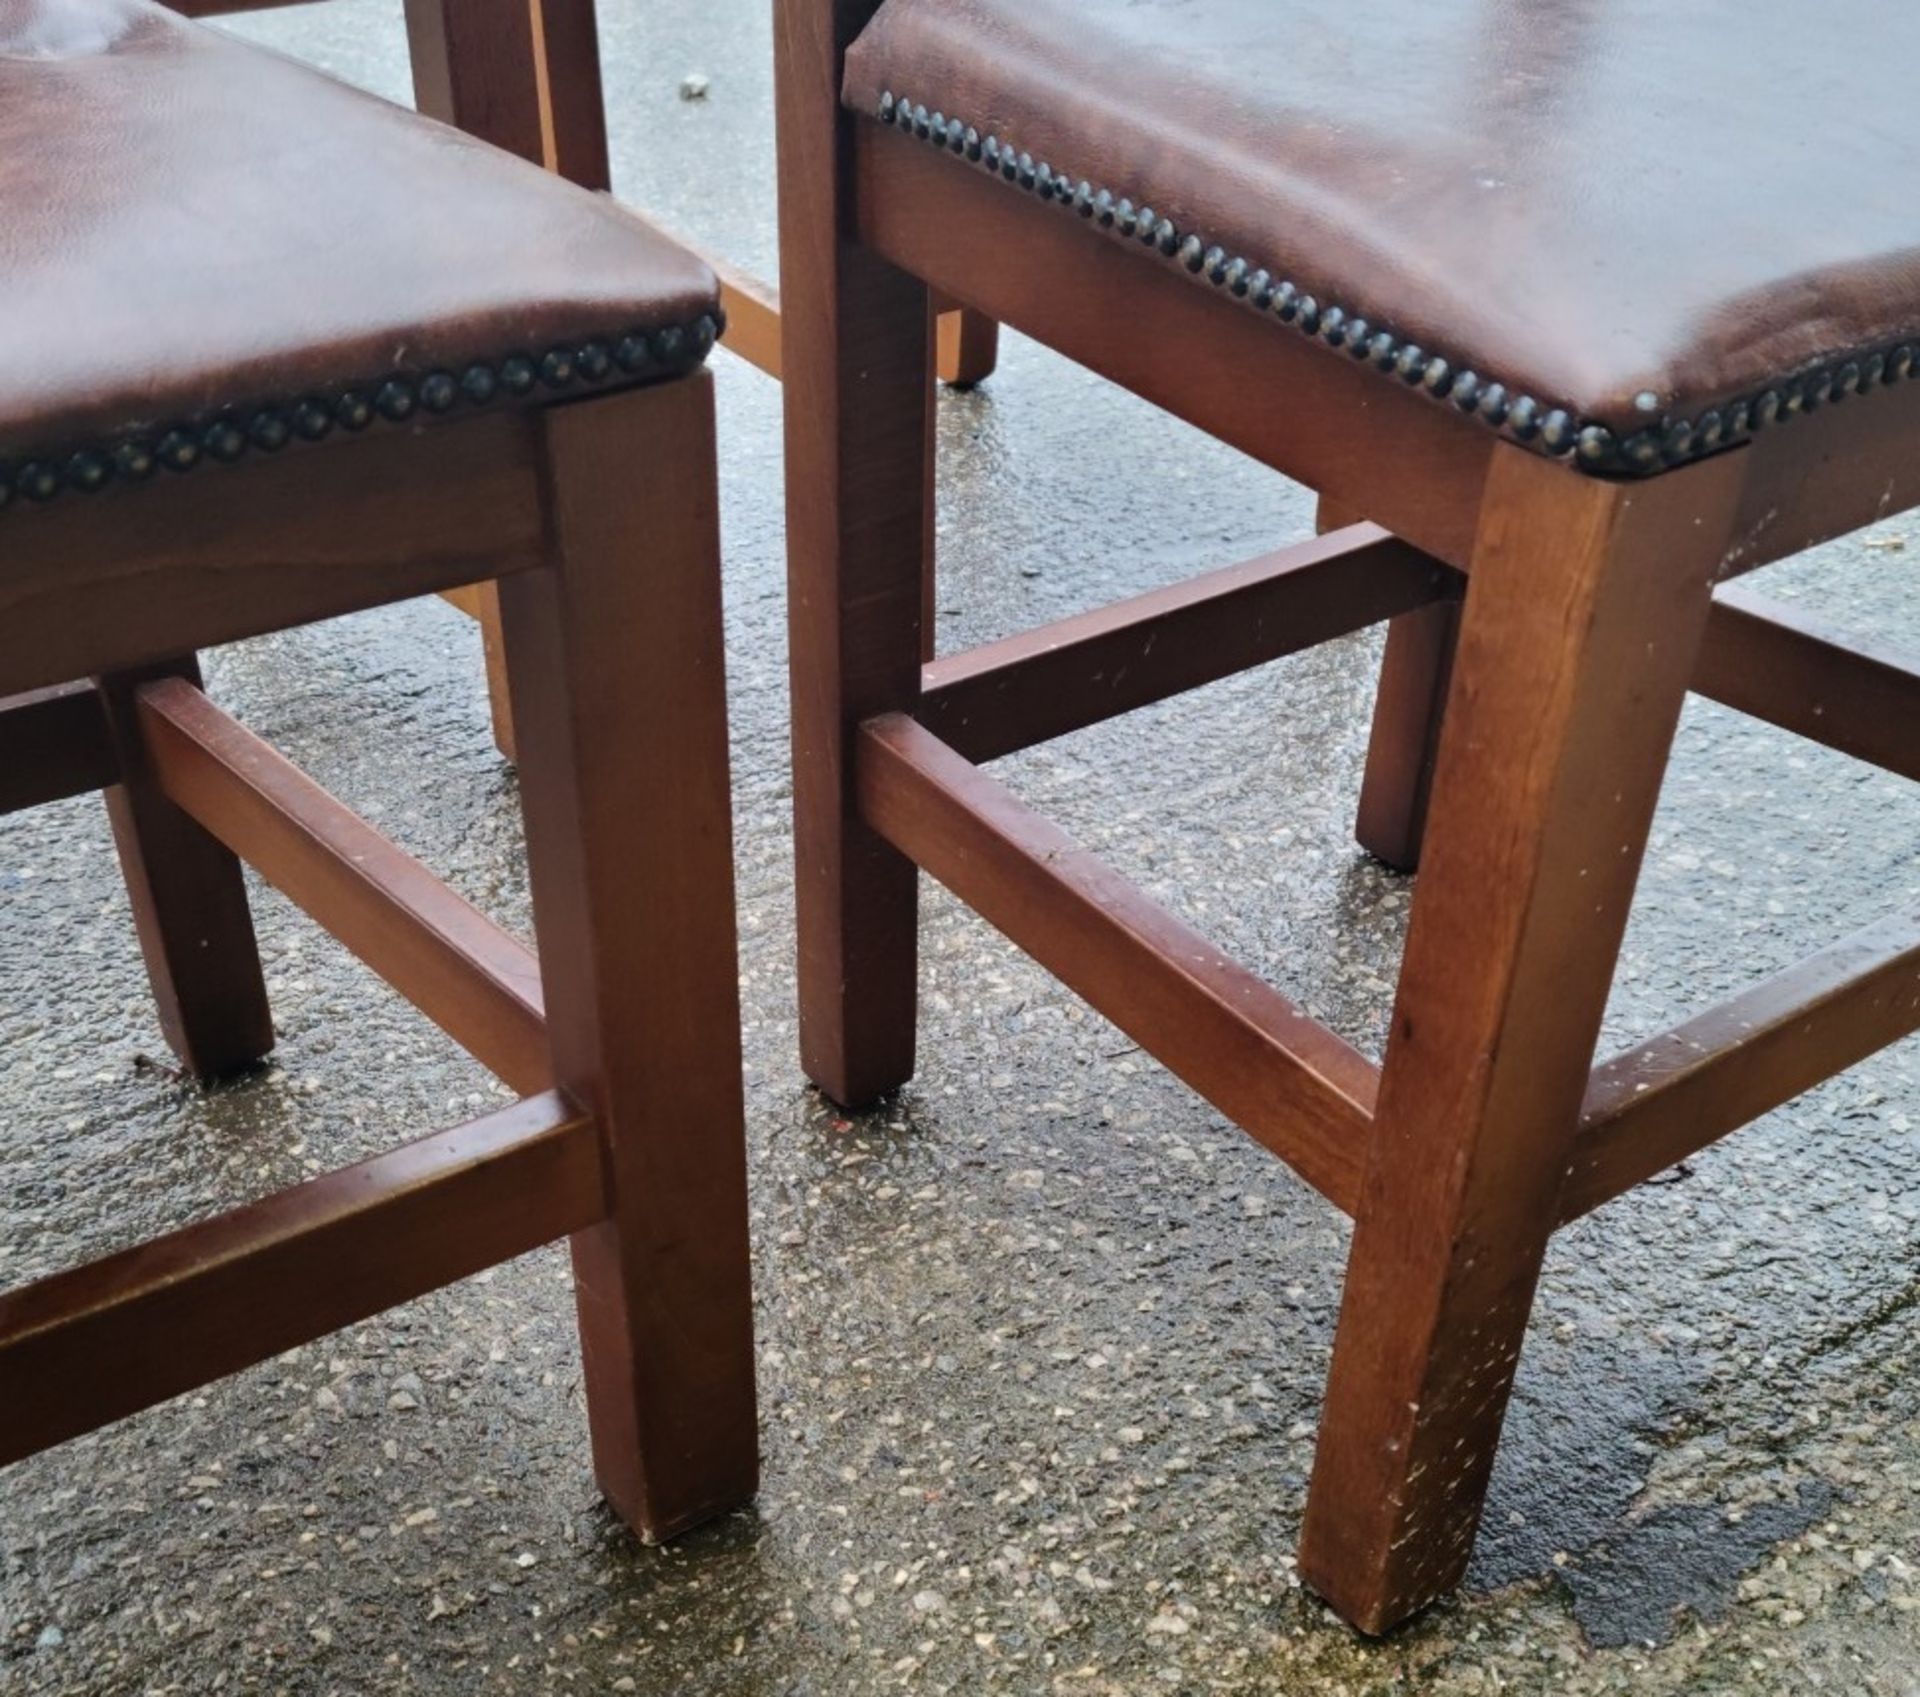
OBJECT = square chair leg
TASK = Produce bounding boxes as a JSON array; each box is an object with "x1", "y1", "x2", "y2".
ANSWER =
[
  {"x1": 99, "y1": 657, "x2": 274, "y2": 1081},
  {"x1": 1299, "y1": 443, "x2": 1749, "y2": 1632},
  {"x1": 499, "y1": 374, "x2": 758, "y2": 1541}
]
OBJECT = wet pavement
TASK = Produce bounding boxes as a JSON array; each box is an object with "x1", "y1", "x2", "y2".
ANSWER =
[{"x1": 5, "y1": 3, "x2": 1920, "y2": 1693}]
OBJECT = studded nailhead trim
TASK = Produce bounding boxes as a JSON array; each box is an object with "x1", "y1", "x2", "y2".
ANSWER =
[
  {"x1": 876, "y1": 92, "x2": 1920, "y2": 478},
  {"x1": 0, "y1": 311, "x2": 721, "y2": 516}
]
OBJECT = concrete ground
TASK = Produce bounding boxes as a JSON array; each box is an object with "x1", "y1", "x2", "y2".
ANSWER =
[{"x1": 5, "y1": 3, "x2": 1920, "y2": 1692}]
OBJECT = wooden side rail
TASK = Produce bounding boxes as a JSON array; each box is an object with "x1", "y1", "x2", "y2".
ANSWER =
[
  {"x1": 136, "y1": 678, "x2": 550, "y2": 1092},
  {"x1": 1564, "y1": 912, "x2": 1920, "y2": 1220},
  {"x1": 918, "y1": 525, "x2": 1456, "y2": 763},
  {"x1": 858, "y1": 713, "x2": 1376, "y2": 1208},
  {"x1": 0, "y1": 684, "x2": 119, "y2": 815},
  {"x1": 0, "y1": 1091, "x2": 599, "y2": 1465},
  {"x1": 1695, "y1": 584, "x2": 1920, "y2": 784}
]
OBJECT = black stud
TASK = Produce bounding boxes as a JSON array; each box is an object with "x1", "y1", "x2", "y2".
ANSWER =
[
  {"x1": 964, "y1": 127, "x2": 982, "y2": 160},
  {"x1": 653, "y1": 324, "x2": 687, "y2": 366},
  {"x1": 1179, "y1": 235, "x2": 1206, "y2": 273},
  {"x1": 949, "y1": 122, "x2": 967, "y2": 155},
  {"x1": 1804, "y1": 370, "x2": 1831, "y2": 409},
  {"x1": 1661, "y1": 417, "x2": 1694, "y2": 461},
  {"x1": 116, "y1": 438, "x2": 158, "y2": 479},
  {"x1": 375, "y1": 380, "x2": 416, "y2": 422},
  {"x1": 407, "y1": 372, "x2": 452, "y2": 414},
  {"x1": 1781, "y1": 381, "x2": 1806, "y2": 417},
  {"x1": 1034, "y1": 164, "x2": 1055, "y2": 200},
  {"x1": 1368, "y1": 331, "x2": 1396, "y2": 369},
  {"x1": 1155, "y1": 219, "x2": 1180, "y2": 255},
  {"x1": 1450, "y1": 370, "x2": 1481, "y2": 410},
  {"x1": 1506, "y1": 396, "x2": 1542, "y2": 441},
  {"x1": 1727, "y1": 401, "x2": 1750, "y2": 437},
  {"x1": 336, "y1": 391, "x2": 374, "y2": 430},
  {"x1": 981, "y1": 136, "x2": 1001, "y2": 172},
  {"x1": 159, "y1": 427, "x2": 201, "y2": 469},
  {"x1": 1476, "y1": 382, "x2": 1509, "y2": 426},
  {"x1": 1295, "y1": 295, "x2": 1320, "y2": 333},
  {"x1": 1072, "y1": 180, "x2": 1094, "y2": 216},
  {"x1": 577, "y1": 342, "x2": 613, "y2": 381},
  {"x1": 1273, "y1": 281, "x2": 1298, "y2": 321},
  {"x1": 615, "y1": 334, "x2": 652, "y2": 374},
  {"x1": 1114, "y1": 198, "x2": 1136, "y2": 234},
  {"x1": 1864, "y1": 353, "x2": 1886, "y2": 388},
  {"x1": 249, "y1": 409, "x2": 292, "y2": 450},
  {"x1": 66, "y1": 450, "x2": 110, "y2": 493},
  {"x1": 878, "y1": 92, "x2": 896, "y2": 124},
  {"x1": 1204, "y1": 246, "x2": 1230, "y2": 285},
  {"x1": 204, "y1": 417, "x2": 248, "y2": 460},
  {"x1": 460, "y1": 363, "x2": 500, "y2": 407},
  {"x1": 692, "y1": 315, "x2": 720, "y2": 357},
  {"x1": 1344, "y1": 318, "x2": 1374, "y2": 359},
  {"x1": 1696, "y1": 409, "x2": 1724, "y2": 450},
  {"x1": 294, "y1": 399, "x2": 333, "y2": 440},
  {"x1": 1395, "y1": 343, "x2": 1425, "y2": 382},
  {"x1": 1224, "y1": 257, "x2": 1250, "y2": 296},
  {"x1": 1540, "y1": 409, "x2": 1575, "y2": 453},
  {"x1": 927, "y1": 112, "x2": 947, "y2": 147},
  {"x1": 1576, "y1": 425, "x2": 1615, "y2": 467},
  {"x1": 1422, "y1": 357, "x2": 1451, "y2": 394},
  {"x1": 1016, "y1": 152, "x2": 1037, "y2": 189},
  {"x1": 1754, "y1": 389, "x2": 1781, "y2": 427},
  {"x1": 1836, "y1": 362, "x2": 1861, "y2": 398},
  {"x1": 1093, "y1": 188, "x2": 1115, "y2": 225},
  {"x1": 1320, "y1": 306, "x2": 1347, "y2": 346},
  {"x1": 912, "y1": 103, "x2": 931, "y2": 138},
  {"x1": 19, "y1": 461, "x2": 59, "y2": 501},
  {"x1": 539, "y1": 349, "x2": 575, "y2": 388},
  {"x1": 1135, "y1": 208, "x2": 1159, "y2": 245},
  {"x1": 1634, "y1": 390, "x2": 1662, "y2": 415},
  {"x1": 1621, "y1": 431, "x2": 1663, "y2": 473}
]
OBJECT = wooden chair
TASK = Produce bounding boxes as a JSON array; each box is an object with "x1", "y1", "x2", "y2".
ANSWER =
[
  {"x1": 176, "y1": 0, "x2": 998, "y2": 761},
  {"x1": 0, "y1": 0, "x2": 756, "y2": 1545},
  {"x1": 776, "y1": 0, "x2": 1920, "y2": 1632}
]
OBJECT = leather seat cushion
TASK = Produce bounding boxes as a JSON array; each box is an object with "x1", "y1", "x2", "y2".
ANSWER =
[
  {"x1": 846, "y1": 0, "x2": 1920, "y2": 476},
  {"x1": 0, "y1": 0, "x2": 717, "y2": 506}
]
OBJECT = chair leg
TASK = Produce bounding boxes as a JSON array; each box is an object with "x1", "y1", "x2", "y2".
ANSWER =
[
  {"x1": 937, "y1": 307, "x2": 1000, "y2": 388},
  {"x1": 775, "y1": 0, "x2": 935, "y2": 1106},
  {"x1": 98, "y1": 659, "x2": 273, "y2": 1081},
  {"x1": 1353, "y1": 602, "x2": 1460, "y2": 872},
  {"x1": 497, "y1": 373, "x2": 757, "y2": 1541},
  {"x1": 1298, "y1": 443, "x2": 1748, "y2": 1633}
]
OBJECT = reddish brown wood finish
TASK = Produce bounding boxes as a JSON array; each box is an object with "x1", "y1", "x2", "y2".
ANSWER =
[
  {"x1": 1300, "y1": 445, "x2": 1748, "y2": 1630},
  {"x1": 136, "y1": 676, "x2": 549, "y2": 1094},
  {"x1": 937, "y1": 301, "x2": 1001, "y2": 389},
  {"x1": 1694, "y1": 584, "x2": 1920, "y2": 783},
  {"x1": 1351, "y1": 603, "x2": 1459, "y2": 873},
  {"x1": 4, "y1": 350, "x2": 750, "y2": 1538},
  {"x1": 782, "y1": 0, "x2": 1920, "y2": 1638},
  {"x1": 860, "y1": 714, "x2": 1376, "y2": 1206},
  {"x1": 0, "y1": 1093, "x2": 600, "y2": 1465},
  {"x1": 918, "y1": 525, "x2": 1453, "y2": 764},
  {"x1": 499, "y1": 376, "x2": 758, "y2": 1541},
  {"x1": 0, "y1": 683, "x2": 118, "y2": 814},
  {"x1": 0, "y1": 414, "x2": 544, "y2": 699},
  {"x1": 98, "y1": 660, "x2": 275, "y2": 1081},
  {"x1": 1566, "y1": 911, "x2": 1920, "y2": 1220},
  {"x1": 775, "y1": 0, "x2": 934, "y2": 1106}
]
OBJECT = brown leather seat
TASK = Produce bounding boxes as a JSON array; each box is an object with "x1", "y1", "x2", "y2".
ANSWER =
[
  {"x1": 845, "y1": 0, "x2": 1920, "y2": 477},
  {"x1": 0, "y1": 0, "x2": 717, "y2": 510}
]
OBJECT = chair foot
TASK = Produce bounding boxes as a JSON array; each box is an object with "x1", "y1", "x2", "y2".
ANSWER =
[{"x1": 937, "y1": 307, "x2": 1000, "y2": 388}]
